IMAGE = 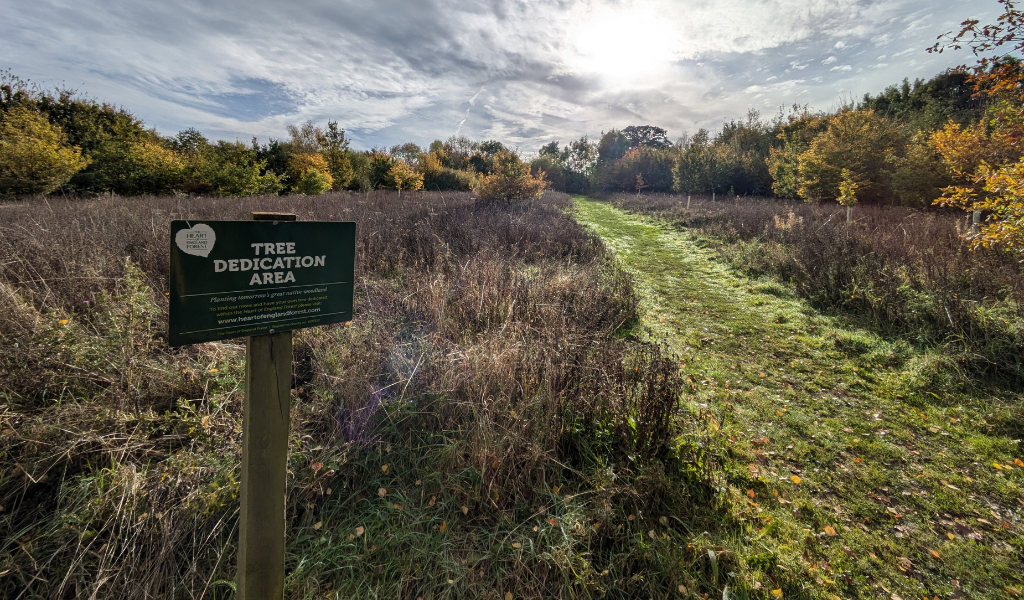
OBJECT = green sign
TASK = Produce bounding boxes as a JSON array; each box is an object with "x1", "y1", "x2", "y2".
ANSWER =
[{"x1": 168, "y1": 219, "x2": 355, "y2": 346}]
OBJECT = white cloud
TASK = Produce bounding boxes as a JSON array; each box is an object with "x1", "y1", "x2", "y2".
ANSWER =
[{"x1": 0, "y1": 0, "x2": 999, "y2": 148}]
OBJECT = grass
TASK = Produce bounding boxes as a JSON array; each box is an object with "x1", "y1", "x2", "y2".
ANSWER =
[
  {"x1": 0, "y1": 190, "x2": 729, "y2": 599},
  {"x1": 573, "y1": 195, "x2": 1024, "y2": 599}
]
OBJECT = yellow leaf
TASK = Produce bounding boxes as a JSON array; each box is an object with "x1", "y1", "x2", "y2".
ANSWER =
[
  {"x1": 355, "y1": 526, "x2": 364, "y2": 537},
  {"x1": 314, "y1": 521, "x2": 322, "y2": 530},
  {"x1": 552, "y1": 485, "x2": 560, "y2": 494},
  {"x1": 378, "y1": 487, "x2": 387, "y2": 497},
  {"x1": 790, "y1": 475, "x2": 801, "y2": 484},
  {"x1": 439, "y1": 521, "x2": 448, "y2": 533},
  {"x1": 58, "y1": 319, "x2": 69, "y2": 325},
  {"x1": 505, "y1": 593, "x2": 513, "y2": 600},
  {"x1": 771, "y1": 589, "x2": 783, "y2": 598},
  {"x1": 823, "y1": 525, "x2": 836, "y2": 537},
  {"x1": 208, "y1": 368, "x2": 218, "y2": 373},
  {"x1": 1015, "y1": 458, "x2": 1024, "y2": 468},
  {"x1": 201, "y1": 415, "x2": 210, "y2": 429},
  {"x1": 381, "y1": 464, "x2": 389, "y2": 473},
  {"x1": 994, "y1": 462, "x2": 1003, "y2": 470},
  {"x1": 947, "y1": 532, "x2": 955, "y2": 540},
  {"x1": 929, "y1": 549, "x2": 940, "y2": 559}
]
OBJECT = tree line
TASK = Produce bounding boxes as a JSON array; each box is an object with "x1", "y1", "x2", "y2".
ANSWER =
[{"x1": 0, "y1": 71, "x2": 543, "y2": 200}]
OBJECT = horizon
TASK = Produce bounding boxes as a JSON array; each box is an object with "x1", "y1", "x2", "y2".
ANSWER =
[{"x1": 2, "y1": 0, "x2": 994, "y2": 151}]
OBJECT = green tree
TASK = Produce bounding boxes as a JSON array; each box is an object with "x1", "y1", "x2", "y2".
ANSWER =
[
  {"x1": 317, "y1": 121, "x2": 353, "y2": 190},
  {"x1": 368, "y1": 149, "x2": 396, "y2": 189},
  {"x1": 0, "y1": 106, "x2": 87, "y2": 195},
  {"x1": 887, "y1": 131, "x2": 950, "y2": 206}
]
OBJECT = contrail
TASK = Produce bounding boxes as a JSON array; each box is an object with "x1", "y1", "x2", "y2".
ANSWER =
[{"x1": 455, "y1": 86, "x2": 485, "y2": 136}]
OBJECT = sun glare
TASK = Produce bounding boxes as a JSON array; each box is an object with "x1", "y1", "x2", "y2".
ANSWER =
[{"x1": 567, "y1": 6, "x2": 680, "y2": 85}]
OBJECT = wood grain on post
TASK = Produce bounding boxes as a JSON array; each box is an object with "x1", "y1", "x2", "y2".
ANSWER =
[{"x1": 238, "y1": 212, "x2": 296, "y2": 600}]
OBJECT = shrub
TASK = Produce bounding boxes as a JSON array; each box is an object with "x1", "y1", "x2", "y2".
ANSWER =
[
  {"x1": 473, "y1": 150, "x2": 546, "y2": 202},
  {"x1": 294, "y1": 168, "x2": 332, "y2": 195},
  {"x1": 387, "y1": 161, "x2": 422, "y2": 195},
  {"x1": 83, "y1": 138, "x2": 184, "y2": 196},
  {"x1": 0, "y1": 106, "x2": 88, "y2": 195}
]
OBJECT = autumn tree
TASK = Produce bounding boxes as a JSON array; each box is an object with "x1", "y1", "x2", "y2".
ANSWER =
[
  {"x1": 796, "y1": 109, "x2": 903, "y2": 203},
  {"x1": 0, "y1": 106, "x2": 88, "y2": 195},
  {"x1": 929, "y1": 0, "x2": 1024, "y2": 251},
  {"x1": 388, "y1": 161, "x2": 423, "y2": 197},
  {"x1": 474, "y1": 150, "x2": 546, "y2": 203},
  {"x1": 288, "y1": 153, "x2": 333, "y2": 195}
]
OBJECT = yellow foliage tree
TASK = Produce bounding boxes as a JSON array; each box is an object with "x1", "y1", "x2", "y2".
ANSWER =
[
  {"x1": 388, "y1": 161, "x2": 423, "y2": 197},
  {"x1": 941, "y1": 158, "x2": 1024, "y2": 254},
  {"x1": 796, "y1": 109, "x2": 902, "y2": 203},
  {"x1": 0, "y1": 106, "x2": 88, "y2": 195},
  {"x1": 473, "y1": 150, "x2": 546, "y2": 203},
  {"x1": 288, "y1": 153, "x2": 333, "y2": 195}
]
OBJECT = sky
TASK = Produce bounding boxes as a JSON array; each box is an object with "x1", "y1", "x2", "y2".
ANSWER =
[{"x1": 1, "y1": 0, "x2": 997, "y2": 152}]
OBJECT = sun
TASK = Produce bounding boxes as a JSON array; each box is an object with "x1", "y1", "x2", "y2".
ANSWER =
[{"x1": 566, "y1": 5, "x2": 680, "y2": 86}]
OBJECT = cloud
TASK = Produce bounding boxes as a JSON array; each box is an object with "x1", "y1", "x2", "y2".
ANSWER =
[{"x1": 0, "y1": 0, "x2": 999, "y2": 149}]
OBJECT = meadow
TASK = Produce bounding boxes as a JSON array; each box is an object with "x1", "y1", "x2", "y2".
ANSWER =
[
  {"x1": 1, "y1": 190, "x2": 1023, "y2": 599},
  {"x1": 0, "y1": 191, "x2": 721, "y2": 599}
]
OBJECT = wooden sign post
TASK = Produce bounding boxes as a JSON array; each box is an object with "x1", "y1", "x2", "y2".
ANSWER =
[{"x1": 168, "y1": 212, "x2": 356, "y2": 599}]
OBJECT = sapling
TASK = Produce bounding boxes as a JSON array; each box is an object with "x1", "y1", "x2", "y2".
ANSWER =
[{"x1": 837, "y1": 168, "x2": 859, "y2": 223}]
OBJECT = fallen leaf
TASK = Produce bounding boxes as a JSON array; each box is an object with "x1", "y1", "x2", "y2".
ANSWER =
[
  {"x1": 201, "y1": 415, "x2": 210, "y2": 429},
  {"x1": 355, "y1": 526, "x2": 364, "y2": 537},
  {"x1": 439, "y1": 521, "x2": 448, "y2": 533},
  {"x1": 314, "y1": 521, "x2": 322, "y2": 530},
  {"x1": 511, "y1": 542, "x2": 521, "y2": 548},
  {"x1": 747, "y1": 489, "x2": 756, "y2": 499},
  {"x1": 58, "y1": 319, "x2": 68, "y2": 325},
  {"x1": 993, "y1": 462, "x2": 1003, "y2": 470},
  {"x1": 505, "y1": 593, "x2": 513, "y2": 600},
  {"x1": 326, "y1": 488, "x2": 332, "y2": 495},
  {"x1": 929, "y1": 549, "x2": 940, "y2": 559},
  {"x1": 462, "y1": 505, "x2": 469, "y2": 515},
  {"x1": 790, "y1": 475, "x2": 801, "y2": 484},
  {"x1": 947, "y1": 532, "x2": 955, "y2": 540},
  {"x1": 659, "y1": 516, "x2": 668, "y2": 526},
  {"x1": 381, "y1": 464, "x2": 389, "y2": 473},
  {"x1": 552, "y1": 485, "x2": 560, "y2": 494},
  {"x1": 415, "y1": 479, "x2": 422, "y2": 486},
  {"x1": 428, "y1": 496, "x2": 436, "y2": 506},
  {"x1": 823, "y1": 525, "x2": 836, "y2": 537},
  {"x1": 547, "y1": 517, "x2": 558, "y2": 526},
  {"x1": 771, "y1": 589, "x2": 783, "y2": 598},
  {"x1": 627, "y1": 514, "x2": 635, "y2": 521},
  {"x1": 1015, "y1": 458, "x2": 1024, "y2": 468},
  {"x1": 311, "y1": 462, "x2": 323, "y2": 473},
  {"x1": 378, "y1": 487, "x2": 387, "y2": 497}
]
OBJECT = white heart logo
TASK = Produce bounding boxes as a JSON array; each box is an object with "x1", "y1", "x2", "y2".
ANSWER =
[{"x1": 175, "y1": 223, "x2": 216, "y2": 257}]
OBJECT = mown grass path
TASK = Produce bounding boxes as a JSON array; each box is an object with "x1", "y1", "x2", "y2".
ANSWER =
[{"x1": 572, "y1": 196, "x2": 1023, "y2": 599}]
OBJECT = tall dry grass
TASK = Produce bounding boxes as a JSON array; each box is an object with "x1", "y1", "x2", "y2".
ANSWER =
[
  {"x1": 0, "y1": 191, "x2": 710, "y2": 598},
  {"x1": 612, "y1": 193, "x2": 1024, "y2": 384}
]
